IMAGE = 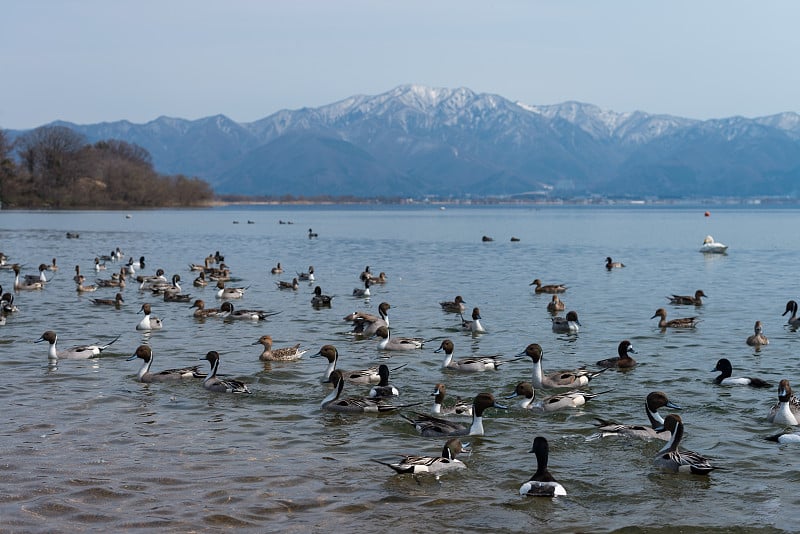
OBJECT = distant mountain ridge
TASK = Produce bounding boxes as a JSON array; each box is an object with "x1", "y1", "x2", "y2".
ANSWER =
[{"x1": 17, "y1": 84, "x2": 800, "y2": 198}]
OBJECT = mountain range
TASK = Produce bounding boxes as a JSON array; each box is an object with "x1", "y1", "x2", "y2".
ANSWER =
[{"x1": 20, "y1": 85, "x2": 800, "y2": 198}]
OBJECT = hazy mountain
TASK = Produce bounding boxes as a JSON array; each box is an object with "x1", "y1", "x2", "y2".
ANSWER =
[{"x1": 15, "y1": 85, "x2": 800, "y2": 198}]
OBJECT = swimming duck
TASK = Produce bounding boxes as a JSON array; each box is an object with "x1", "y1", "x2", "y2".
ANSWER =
[
  {"x1": 367, "y1": 272, "x2": 388, "y2": 285},
  {"x1": 439, "y1": 295, "x2": 466, "y2": 314},
  {"x1": 202, "y1": 350, "x2": 251, "y2": 393},
  {"x1": 193, "y1": 271, "x2": 208, "y2": 287},
  {"x1": 190, "y1": 299, "x2": 226, "y2": 318},
  {"x1": 35, "y1": 330, "x2": 120, "y2": 361},
  {"x1": 127, "y1": 345, "x2": 204, "y2": 382},
  {"x1": 345, "y1": 302, "x2": 390, "y2": 337},
  {"x1": 519, "y1": 437, "x2": 567, "y2": 497},
  {"x1": 321, "y1": 370, "x2": 407, "y2": 413},
  {"x1": 505, "y1": 382, "x2": 604, "y2": 412},
  {"x1": 311, "y1": 344, "x2": 397, "y2": 384},
  {"x1": 435, "y1": 339, "x2": 502, "y2": 372},
  {"x1": 94, "y1": 257, "x2": 107, "y2": 271},
  {"x1": 400, "y1": 393, "x2": 507, "y2": 437},
  {"x1": 546, "y1": 295, "x2": 566, "y2": 314},
  {"x1": 359, "y1": 266, "x2": 372, "y2": 282},
  {"x1": 699, "y1": 235, "x2": 728, "y2": 254},
  {"x1": 375, "y1": 326, "x2": 424, "y2": 351},
  {"x1": 653, "y1": 414, "x2": 718, "y2": 475},
  {"x1": 520, "y1": 343, "x2": 606, "y2": 389},
  {"x1": 551, "y1": 311, "x2": 581, "y2": 333},
  {"x1": 297, "y1": 265, "x2": 315, "y2": 282},
  {"x1": 1, "y1": 292, "x2": 18, "y2": 314},
  {"x1": 270, "y1": 262, "x2": 283, "y2": 275},
  {"x1": 605, "y1": 257, "x2": 625, "y2": 270},
  {"x1": 25, "y1": 264, "x2": 51, "y2": 284},
  {"x1": 746, "y1": 320, "x2": 769, "y2": 346},
  {"x1": 352, "y1": 279, "x2": 371, "y2": 298},
  {"x1": 430, "y1": 383, "x2": 473, "y2": 416},
  {"x1": 164, "y1": 291, "x2": 192, "y2": 303},
  {"x1": 216, "y1": 280, "x2": 247, "y2": 299},
  {"x1": 137, "y1": 268, "x2": 167, "y2": 288},
  {"x1": 75, "y1": 275, "x2": 98, "y2": 293},
  {"x1": 136, "y1": 303, "x2": 163, "y2": 330},
  {"x1": 530, "y1": 279, "x2": 567, "y2": 294},
  {"x1": 91, "y1": 293, "x2": 124, "y2": 307},
  {"x1": 368, "y1": 364, "x2": 400, "y2": 398},
  {"x1": 253, "y1": 335, "x2": 307, "y2": 362},
  {"x1": 782, "y1": 300, "x2": 800, "y2": 329},
  {"x1": 767, "y1": 379, "x2": 800, "y2": 426},
  {"x1": 593, "y1": 391, "x2": 681, "y2": 441},
  {"x1": 711, "y1": 358, "x2": 771, "y2": 388},
  {"x1": 150, "y1": 274, "x2": 182, "y2": 295},
  {"x1": 372, "y1": 438, "x2": 469, "y2": 477},
  {"x1": 765, "y1": 430, "x2": 800, "y2": 444},
  {"x1": 13, "y1": 264, "x2": 43, "y2": 290},
  {"x1": 308, "y1": 228, "x2": 318, "y2": 239},
  {"x1": 460, "y1": 307, "x2": 486, "y2": 333},
  {"x1": 220, "y1": 301, "x2": 280, "y2": 320},
  {"x1": 47, "y1": 258, "x2": 58, "y2": 271},
  {"x1": 311, "y1": 285, "x2": 334, "y2": 307},
  {"x1": 651, "y1": 308, "x2": 699, "y2": 329},
  {"x1": 596, "y1": 340, "x2": 637, "y2": 369},
  {"x1": 276, "y1": 277, "x2": 299, "y2": 290},
  {"x1": 667, "y1": 289, "x2": 706, "y2": 306}
]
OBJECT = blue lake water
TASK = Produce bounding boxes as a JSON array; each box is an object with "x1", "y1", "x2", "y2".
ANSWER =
[{"x1": 1, "y1": 204, "x2": 799, "y2": 532}]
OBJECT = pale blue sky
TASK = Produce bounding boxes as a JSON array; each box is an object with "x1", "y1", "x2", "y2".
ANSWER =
[{"x1": 2, "y1": 1, "x2": 798, "y2": 129}]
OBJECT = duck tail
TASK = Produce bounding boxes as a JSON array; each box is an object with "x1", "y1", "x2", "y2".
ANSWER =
[{"x1": 370, "y1": 458, "x2": 413, "y2": 474}]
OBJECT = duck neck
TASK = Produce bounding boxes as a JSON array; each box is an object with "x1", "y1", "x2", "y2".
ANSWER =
[
  {"x1": 441, "y1": 350, "x2": 454, "y2": 369},
  {"x1": 657, "y1": 421, "x2": 683, "y2": 454},
  {"x1": 323, "y1": 359, "x2": 336, "y2": 381},
  {"x1": 47, "y1": 342, "x2": 58, "y2": 362},
  {"x1": 469, "y1": 414, "x2": 485, "y2": 436},
  {"x1": 532, "y1": 359, "x2": 544, "y2": 388},
  {"x1": 321, "y1": 380, "x2": 344, "y2": 407},
  {"x1": 646, "y1": 403, "x2": 664, "y2": 428},
  {"x1": 204, "y1": 358, "x2": 220, "y2": 384},
  {"x1": 138, "y1": 357, "x2": 153, "y2": 381}
]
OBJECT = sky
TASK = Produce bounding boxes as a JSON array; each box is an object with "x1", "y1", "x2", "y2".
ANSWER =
[{"x1": 2, "y1": 1, "x2": 799, "y2": 130}]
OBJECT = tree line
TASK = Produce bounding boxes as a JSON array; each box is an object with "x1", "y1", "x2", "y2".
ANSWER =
[{"x1": 0, "y1": 126, "x2": 214, "y2": 208}]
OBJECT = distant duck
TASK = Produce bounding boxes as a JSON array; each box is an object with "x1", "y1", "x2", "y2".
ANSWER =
[
  {"x1": 202, "y1": 350, "x2": 250, "y2": 394},
  {"x1": 359, "y1": 266, "x2": 372, "y2": 282},
  {"x1": 276, "y1": 277, "x2": 300, "y2": 290},
  {"x1": 375, "y1": 326, "x2": 424, "y2": 351},
  {"x1": 430, "y1": 383, "x2": 473, "y2": 416},
  {"x1": 711, "y1": 358, "x2": 771, "y2": 388},
  {"x1": 481, "y1": 235, "x2": 494, "y2": 242},
  {"x1": 127, "y1": 345, "x2": 204, "y2": 382},
  {"x1": 546, "y1": 295, "x2": 565, "y2": 313},
  {"x1": 308, "y1": 228, "x2": 318, "y2": 239},
  {"x1": 253, "y1": 335, "x2": 307, "y2": 362},
  {"x1": 215, "y1": 280, "x2": 247, "y2": 299},
  {"x1": 297, "y1": 265, "x2": 315, "y2": 282},
  {"x1": 13, "y1": 264, "x2": 43, "y2": 291},
  {"x1": 593, "y1": 391, "x2": 681, "y2": 441},
  {"x1": 605, "y1": 257, "x2": 625, "y2": 269},
  {"x1": 352, "y1": 279, "x2": 371, "y2": 298},
  {"x1": 368, "y1": 364, "x2": 400, "y2": 398},
  {"x1": 192, "y1": 271, "x2": 208, "y2": 287},
  {"x1": 97, "y1": 269, "x2": 126, "y2": 288},
  {"x1": 26, "y1": 263, "x2": 51, "y2": 284},
  {"x1": 270, "y1": 262, "x2": 283, "y2": 275},
  {"x1": 321, "y1": 370, "x2": 409, "y2": 413},
  {"x1": 35, "y1": 330, "x2": 120, "y2": 361},
  {"x1": 164, "y1": 291, "x2": 192, "y2": 303},
  {"x1": 190, "y1": 299, "x2": 226, "y2": 319},
  {"x1": 401, "y1": 393, "x2": 507, "y2": 437},
  {"x1": 435, "y1": 339, "x2": 501, "y2": 372},
  {"x1": 767, "y1": 379, "x2": 800, "y2": 426},
  {"x1": 136, "y1": 303, "x2": 163, "y2": 330},
  {"x1": 520, "y1": 343, "x2": 606, "y2": 389},
  {"x1": 651, "y1": 308, "x2": 699, "y2": 329},
  {"x1": 439, "y1": 295, "x2": 466, "y2": 314},
  {"x1": 530, "y1": 279, "x2": 567, "y2": 294},
  {"x1": 460, "y1": 307, "x2": 486, "y2": 333},
  {"x1": 519, "y1": 437, "x2": 567, "y2": 497},
  {"x1": 654, "y1": 415, "x2": 718, "y2": 475},
  {"x1": 746, "y1": 320, "x2": 769, "y2": 346},
  {"x1": 311, "y1": 285, "x2": 334, "y2": 307},
  {"x1": 782, "y1": 300, "x2": 800, "y2": 329},
  {"x1": 47, "y1": 258, "x2": 58, "y2": 271},
  {"x1": 311, "y1": 344, "x2": 402, "y2": 384},
  {"x1": 505, "y1": 381, "x2": 605, "y2": 412},
  {"x1": 368, "y1": 271, "x2": 388, "y2": 284},
  {"x1": 94, "y1": 257, "x2": 107, "y2": 271},
  {"x1": 596, "y1": 340, "x2": 637, "y2": 369},
  {"x1": 91, "y1": 293, "x2": 124, "y2": 307},
  {"x1": 345, "y1": 301, "x2": 390, "y2": 337},
  {"x1": 551, "y1": 310, "x2": 580, "y2": 333},
  {"x1": 220, "y1": 301, "x2": 280, "y2": 320},
  {"x1": 699, "y1": 235, "x2": 727, "y2": 254},
  {"x1": 667, "y1": 289, "x2": 707, "y2": 306},
  {"x1": 372, "y1": 438, "x2": 469, "y2": 477},
  {"x1": 75, "y1": 275, "x2": 98, "y2": 293}
]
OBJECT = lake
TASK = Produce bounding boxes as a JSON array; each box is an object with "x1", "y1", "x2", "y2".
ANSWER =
[{"x1": 1, "y1": 204, "x2": 799, "y2": 533}]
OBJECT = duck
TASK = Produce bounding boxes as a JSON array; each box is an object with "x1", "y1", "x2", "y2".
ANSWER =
[
  {"x1": 546, "y1": 295, "x2": 565, "y2": 313},
  {"x1": 311, "y1": 344, "x2": 398, "y2": 384},
  {"x1": 767, "y1": 379, "x2": 800, "y2": 426},
  {"x1": 47, "y1": 258, "x2": 58, "y2": 271},
  {"x1": 352, "y1": 279, "x2": 371, "y2": 298},
  {"x1": 667, "y1": 289, "x2": 707, "y2": 306},
  {"x1": 439, "y1": 295, "x2": 466, "y2": 314},
  {"x1": 375, "y1": 326, "x2": 424, "y2": 351},
  {"x1": 297, "y1": 265, "x2": 315, "y2": 282},
  {"x1": 530, "y1": 279, "x2": 567, "y2": 294},
  {"x1": 321, "y1": 370, "x2": 409, "y2": 413},
  {"x1": 73, "y1": 265, "x2": 82, "y2": 283},
  {"x1": 1, "y1": 292, "x2": 18, "y2": 314},
  {"x1": 605, "y1": 257, "x2": 625, "y2": 270},
  {"x1": 711, "y1": 358, "x2": 771, "y2": 388},
  {"x1": 220, "y1": 301, "x2": 280, "y2": 320},
  {"x1": 519, "y1": 437, "x2": 567, "y2": 497},
  {"x1": 430, "y1": 383, "x2": 472, "y2": 416},
  {"x1": 435, "y1": 339, "x2": 502, "y2": 372},
  {"x1": 137, "y1": 268, "x2": 167, "y2": 289},
  {"x1": 215, "y1": 280, "x2": 247, "y2": 299},
  {"x1": 372, "y1": 438, "x2": 469, "y2": 477},
  {"x1": 193, "y1": 271, "x2": 208, "y2": 287},
  {"x1": 127, "y1": 345, "x2": 204, "y2": 382},
  {"x1": 367, "y1": 272, "x2": 388, "y2": 284},
  {"x1": 35, "y1": 330, "x2": 120, "y2": 361},
  {"x1": 75, "y1": 275, "x2": 98, "y2": 293},
  {"x1": 253, "y1": 335, "x2": 307, "y2": 362},
  {"x1": 765, "y1": 430, "x2": 800, "y2": 444},
  {"x1": 136, "y1": 303, "x2": 163, "y2": 330},
  {"x1": 201, "y1": 350, "x2": 251, "y2": 393},
  {"x1": 13, "y1": 264, "x2": 43, "y2": 290},
  {"x1": 164, "y1": 291, "x2": 192, "y2": 303},
  {"x1": 190, "y1": 299, "x2": 226, "y2": 318},
  {"x1": 593, "y1": 391, "x2": 682, "y2": 441},
  {"x1": 551, "y1": 310, "x2": 580, "y2": 333},
  {"x1": 400, "y1": 393, "x2": 507, "y2": 437},
  {"x1": 746, "y1": 320, "x2": 769, "y2": 346},
  {"x1": 520, "y1": 343, "x2": 606, "y2": 389},
  {"x1": 368, "y1": 364, "x2": 400, "y2": 398},
  {"x1": 25, "y1": 263, "x2": 51, "y2": 284},
  {"x1": 651, "y1": 308, "x2": 699, "y2": 329},
  {"x1": 91, "y1": 293, "x2": 125, "y2": 307},
  {"x1": 308, "y1": 228, "x2": 318, "y2": 239},
  {"x1": 276, "y1": 277, "x2": 299, "y2": 290},
  {"x1": 150, "y1": 274, "x2": 182, "y2": 295},
  {"x1": 596, "y1": 340, "x2": 637, "y2": 369},
  {"x1": 782, "y1": 300, "x2": 800, "y2": 329},
  {"x1": 311, "y1": 285, "x2": 334, "y2": 307},
  {"x1": 97, "y1": 269, "x2": 127, "y2": 289},
  {"x1": 345, "y1": 302, "x2": 390, "y2": 337},
  {"x1": 270, "y1": 262, "x2": 283, "y2": 275},
  {"x1": 94, "y1": 257, "x2": 107, "y2": 271},
  {"x1": 505, "y1": 382, "x2": 604, "y2": 412},
  {"x1": 359, "y1": 266, "x2": 372, "y2": 282},
  {"x1": 653, "y1": 414, "x2": 718, "y2": 475},
  {"x1": 460, "y1": 307, "x2": 486, "y2": 333}
]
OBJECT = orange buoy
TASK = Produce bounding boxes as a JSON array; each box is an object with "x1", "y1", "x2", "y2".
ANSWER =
[{"x1": 704, "y1": 211, "x2": 710, "y2": 217}]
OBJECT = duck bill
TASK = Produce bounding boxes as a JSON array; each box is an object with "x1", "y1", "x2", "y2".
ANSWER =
[
  {"x1": 666, "y1": 401, "x2": 682, "y2": 410},
  {"x1": 126, "y1": 353, "x2": 138, "y2": 361},
  {"x1": 493, "y1": 402, "x2": 509, "y2": 410},
  {"x1": 504, "y1": 392, "x2": 520, "y2": 400}
]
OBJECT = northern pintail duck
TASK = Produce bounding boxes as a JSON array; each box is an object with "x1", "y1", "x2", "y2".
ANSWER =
[
  {"x1": 506, "y1": 381, "x2": 604, "y2": 412},
  {"x1": 311, "y1": 285, "x2": 334, "y2": 307},
  {"x1": 667, "y1": 289, "x2": 706, "y2": 306},
  {"x1": 372, "y1": 438, "x2": 469, "y2": 477},
  {"x1": 520, "y1": 343, "x2": 606, "y2": 389},
  {"x1": 202, "y1": 350, "x2": 251, "y2": 393},
  {"x1": 519, "y1": 437, "x2": 567, "y2": 497},
  {"x1": 91, "y1": 293, "x2": 124, "y2": 307},
  {"x1": 1, "y1": 292, "x2": 19, "y2": 314},
  {"x1": 321, "y1": 370, "x2": 409, "y2": 413},
  {"x1": 651, "y1": 308, "x2": 699, "y2": 329},
  {"x1": 137, "y1": 268, "x2": 167, "y2": 288},
  {"x1": 352, "y1": 279, "x2": 371, "y2": 298},
  {"x1": 136, "y1": 303, "x2": 163, "y2": 330},
  {"x1": 270, "y1": 262, "x2": 283, "y2": 275},
  {"x1": 439, "y1": 295, "x2": 466, "y2": 314},
  {"x1": 551, "y1": 310, "x2": 580, "y2": 333},
  {"x1": 368, "y1": 364, "x2": 400, "y2": 398},
  {"x1": 47, "y1": 258, "x2": 58, "y2": 271},
  {"x1": 782, "y1": 300, "x2": 800, "y2": 329},
  {"x1": 546, "y1": 295, "x2": 566, "y2": 313},
  {"x1": 216, "y1": 280, "x2": 247, "y2": 299},
  {"x1": 359, "y1": 266, "x2": 372, "y2": 282},
  {"x1": 276, "y1": 277, "x2": 299, "y2": 290},
  {"x1": 220, "y1": 301, "x2": 280, "y2": 320},
  {"x1": 768, "y1": 379, "x2": 800, "y2": 426},
  {"x1": 73, "y1": 265, "x2": 82, "y2": 283},
  {"x1": 345, "y1": 302, "x2": 390, "y2": 337},
  {"x1": 711, "y1": 358, "x2": 771, "y2": 388},
  {"x1": 400, "y1": 393, "x2": 507, "y2": 437},
  {"x1": 94, "y1": 257, "x2": 107, "y2": 271},
  {"x1": 75, "y1": 275, "x2": 98, "y2": 293},
  {"x1": 190, "y1": 299, "x2": 226, "y2": 318},
  {"x1": 297, "y1": 265, "x2": 315, "y2": 281},
  {"x1": 765, "y1": 430, "x2": 800, "y2": 444},
  {"x1": 654, "y1": 414, "x2": 718, "y2": 475},
  {"x1": 375, "y1": 326, "x2": 424, "y2": 351},
  {"x1": 96, "y1": 269, "x2": 126, "y2": 288},
  {"x1": 746, "y1": 320, "x2": 769, "y2": 346},
  {"x1": 35, "y1": 330, "x2": 120, "y2": 361},
  {"x1": 605, "y1": 257, "x2": 625, "y2": 270},
  {"x1": 149, "y1": 274, "x2": 182, "y2": 295},
  {"x1": 127, "y1": 345, "x2": 204, "y2": 382},
  {"x1": 308, "y1": 228, "x2": 318, "y2": 239},
  {"x1": 13, "y1": 264, "x2": 43, "y2": 290},
  {"x1": 460, "y1": 307, "x2": 486, "y2": 333},
  {"x1": 593, "y1": 391, "x2": 681, "y2": 441},
  {"x1": 193, "y1": 271, "x2": 208, "y2": 287},
  {"x1": 26, "y1": 263, "x2": 51, "y2": 284},
  {"x1": 430, "y1": 383, "x2": 473, "y2": 416},
  {"x1": 253, "y1": 335, "x2": 307, "y2": 362},
  {"x1": 164, "y1": 291, "x2": 192, "y2": 303},
  {"x1": 367, "y1": 272, "x2": 388, "y2": 284},
  {"x1": 596, "y1": 340, "x2": 637, "y2": 369},
  {"x1": 436, "y1": 339, "x2": 501, "y2": 372},
  {"x1": 311, "y1": 344, "x2": 397, "y2": 384},
  {"x1": 530, "y1": 279, "x2": 567, "y2": 294}
]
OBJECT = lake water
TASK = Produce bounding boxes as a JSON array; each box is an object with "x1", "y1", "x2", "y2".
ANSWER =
[{"x1": 1, "y1": 204, "x2": 799, "y2": 532}]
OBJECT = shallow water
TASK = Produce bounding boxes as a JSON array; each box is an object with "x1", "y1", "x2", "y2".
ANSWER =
[{"x1": 1, "y1": 205, "x2": 799, "y2": 532}]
